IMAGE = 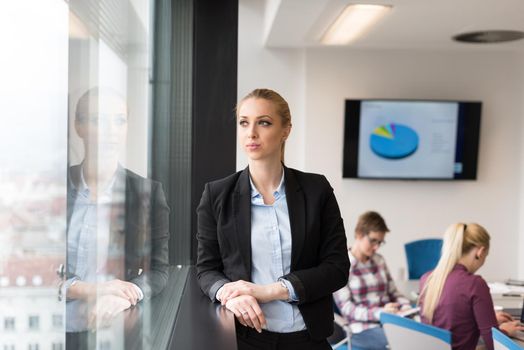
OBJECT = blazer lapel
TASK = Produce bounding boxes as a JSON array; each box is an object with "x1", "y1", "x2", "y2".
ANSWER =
[
  {"x1": 233, "y1": 167, "x2": 252, "y2": 279},
  {"x1": 284, "y1": 167, "x2": 306, "y2": 270}
]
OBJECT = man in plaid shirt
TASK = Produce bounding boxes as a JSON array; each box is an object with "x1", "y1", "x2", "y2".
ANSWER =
[{"x1": 334, "y1": 211, "x2": 410, "y2": 350}]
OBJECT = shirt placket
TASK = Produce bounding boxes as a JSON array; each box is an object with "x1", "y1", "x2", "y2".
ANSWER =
[
  {"x1": 77, "y1": 201, "x2": 95, "y2": 279},
  {"x1": 268, "y1": 204, "x2": 283, "y2": 278}
]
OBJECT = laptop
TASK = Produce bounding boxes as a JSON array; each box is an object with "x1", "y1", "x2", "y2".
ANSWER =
[{"x1": 505, "y1": 299, "x2": 524, "y2": 341}]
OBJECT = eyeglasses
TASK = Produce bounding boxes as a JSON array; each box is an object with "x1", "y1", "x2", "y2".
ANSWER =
[{"x1": 366, "y1": 234, "x2": 386, "y2": 247}]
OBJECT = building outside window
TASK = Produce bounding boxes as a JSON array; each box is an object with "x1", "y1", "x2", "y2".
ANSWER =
[
  {"x1": 51, "y1": 314, "x2": 62, "y2": 329},
  {"x1": 51, "y1": 342, "x2": 63, "y2": 350},
  {"x1": 28, "y1": 316, "x2": 39, "y2": 331},
  {"x1": 4, "y1": 317, "x2": 15, "y2": 331}
]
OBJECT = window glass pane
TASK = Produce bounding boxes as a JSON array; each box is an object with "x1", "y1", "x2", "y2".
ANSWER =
[
  {"x1": 66, "y1": 1, "x2": 172, "y2": 349},
  {"x1": 28, "y1": 316, "x2": 40, "y2": 330},
  {"x1": 0, "y1": 1, "x2": 68, "y2": 350},
  {"x1": 1, "y1": 1, "x2": 183, "y2": 349}
]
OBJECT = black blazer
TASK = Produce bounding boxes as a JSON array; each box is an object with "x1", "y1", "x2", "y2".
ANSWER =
[
  {"x1": 67, "y1": 165, "x2": 170, "y2": 298},
  {"x1": 196, "y1": 166, "x2": 350, "y2": 340}
]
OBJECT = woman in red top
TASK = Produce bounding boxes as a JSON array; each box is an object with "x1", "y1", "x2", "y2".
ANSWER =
[{"x1": 419, "y1": 223, "x2": 524, "y2": 350}]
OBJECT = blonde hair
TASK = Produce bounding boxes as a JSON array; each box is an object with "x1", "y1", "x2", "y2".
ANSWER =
[
  {"x1": 419, "y1": 223, "x2": 490, "y2": 322},
  {"x1": 236, "y1": 88, "x2": 291, "y2": 163}
]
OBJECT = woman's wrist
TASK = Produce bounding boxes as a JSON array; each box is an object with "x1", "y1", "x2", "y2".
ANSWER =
[
  {"x1": 267, "y1": 281, "x2": 289, "y2": 301},
  {"x1": 68, "y1": 280, "x2": 88, "y2": 300}
]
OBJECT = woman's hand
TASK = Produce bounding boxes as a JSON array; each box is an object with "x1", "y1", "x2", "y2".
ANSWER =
[
  {"x1": 495, "y1": 311, "x2": 513, "y2": 324},
  {"x1": 219, "y1": 280, "x2": 288, "y2": 305},
  {"x1": 87, "y1": 295, "x2": 132, "y2": 329},
  {"x1": 69, "y1": 279, "x2": 140, "y2": 306},
  {"x1": 225, "y1": 295, "x2": 267, "y2": 333},
  {"x1": 499, "y1": 320, "x2": 524, "y2": 337}
]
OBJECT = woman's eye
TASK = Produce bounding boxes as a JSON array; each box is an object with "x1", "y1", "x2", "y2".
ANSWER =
[
  {"x1": 239, "y1": 120, "x2": 248, "y2": 126},
  {"x1": 259, "y1": 120, "x2": 271, "y2": 126}
]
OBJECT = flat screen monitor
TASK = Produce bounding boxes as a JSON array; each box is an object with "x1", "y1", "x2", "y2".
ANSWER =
[{"x1": 343, "y1": 99, "x2": 481, "y2": 180}]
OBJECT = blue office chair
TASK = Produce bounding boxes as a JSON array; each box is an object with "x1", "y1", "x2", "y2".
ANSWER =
[
  {"x1": 492, "y1": 327, "x2": 523, "y2": 350},
  {"x1": 380, "y1": 312, "x2": 451, "y2": 350},
  {"x1": 404, "y1": 239, "x2": 443, "y2": 280}
]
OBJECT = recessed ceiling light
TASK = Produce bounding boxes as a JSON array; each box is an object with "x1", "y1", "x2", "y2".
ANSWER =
[
  {"x1": 453, "y1": 30, "x2": 524, "y2": 44},
  {"x1": 321, "y1": 4, "x2": 392, "y2": 45}
]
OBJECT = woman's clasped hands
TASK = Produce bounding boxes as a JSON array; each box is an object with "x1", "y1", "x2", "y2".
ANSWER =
[{"x1": 218, "y1": 280, "x2": 289, "y2": 333}]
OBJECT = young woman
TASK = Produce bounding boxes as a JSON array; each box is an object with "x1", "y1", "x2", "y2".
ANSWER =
[
  {"x1": 419, "y1": 223, "x2": 524, "y2": 350},
  {"x1": 196, "y1": 88, "x2": 350, "y2": 349},
  {"x1": 333, "y1": 211, "x2": 411, "y2": 350}
]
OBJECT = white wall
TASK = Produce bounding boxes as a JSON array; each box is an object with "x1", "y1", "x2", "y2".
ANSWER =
[
  {"x1": 238, "y1": 0, "x2": 306, "y2": 170},
  {"x1": 305, "y1": 49, "x2": 524, "y2": 281},
  {"x1": 239, "y1": 0, "x2": 524, "y2": 280},
  {"x1": 519, "y1": 57, "x2": 524, "y2": 279}
]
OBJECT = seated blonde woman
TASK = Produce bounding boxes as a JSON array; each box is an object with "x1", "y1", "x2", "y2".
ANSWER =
[{"x1": 419, "y1": 223, "x2": 524, "y2": 350}]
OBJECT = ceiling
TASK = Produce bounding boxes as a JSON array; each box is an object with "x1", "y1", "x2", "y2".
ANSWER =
[{"x1": 263, "y1": 0, "x2": 524, "y2": 51}]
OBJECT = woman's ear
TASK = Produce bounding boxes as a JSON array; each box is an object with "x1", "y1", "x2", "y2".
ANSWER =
[
  {"x1": 283, "y1": 125, "x2": 291, "y2": 140},
  {"x1": 475, "y1": 246, "x2": 487, "y2": 260}
]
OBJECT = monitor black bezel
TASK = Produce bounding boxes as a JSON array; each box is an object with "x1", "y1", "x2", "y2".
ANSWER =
[{"x1": 342, "y1": 98, "x2": 482, "y2": 180}]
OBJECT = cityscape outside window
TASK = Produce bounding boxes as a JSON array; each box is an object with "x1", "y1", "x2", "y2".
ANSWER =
[
  {"x1": 52, "y1": 342, "x2": 64, "y2": 350},
  {"x1": 1, "y1": 1, "x2": 181, "y2": 349},
  {"x1": 4, "y1": 317, "x2": 15, "y2": 331},
  {"x1": 52, "y1": 314, "x2": 63, "y2": 329},
  {"x1": 28, "y1": 316, "x2": 40, "y2": 331}
]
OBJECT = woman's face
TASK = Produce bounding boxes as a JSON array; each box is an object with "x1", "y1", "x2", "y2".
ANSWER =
[{"x1": 237, "y1": 97, "x2": 290, "y2": 163}]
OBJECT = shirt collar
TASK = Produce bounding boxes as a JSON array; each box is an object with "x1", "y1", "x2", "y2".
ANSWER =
[
  {"x1": 454, "y1": 263, "x2": 469, "y2": 272},
  {"x1": 70, "y1": 162, "x2": 119, "y2": 199},
  {"x1": 249, "y1": 168, "x2": 286, "y2": 199}
]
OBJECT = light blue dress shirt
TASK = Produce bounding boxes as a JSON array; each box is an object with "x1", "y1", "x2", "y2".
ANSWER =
[
  {"x1": 65, "y1": 165, "x2": 142, "y2": 331},
  {"x1": 249, "y1": 171, "x2": 306, "y2": 332}
]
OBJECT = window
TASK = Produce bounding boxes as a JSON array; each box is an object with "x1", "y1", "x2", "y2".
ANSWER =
[
  {"x1": 99, "y1": 341, "x2": 111, "y2": 350},
  {"x1": 52, "y1": 314, "x2": 63, "y2": 328},
  {"x1": 28, "y1": 315, "x2": 39, "y2": 330},
  {"x1": 1, "y1": 0, "x2": 196, "y2": 348},
  {"x1": 4, "y1": 317, "x2": 15, "y2": 331},
  {"x1": 51, "y1": 343, "x2": 63, "y2": 350},
  {"x1": 1, "y1": 0, "x2": 67, "y2": 348}
]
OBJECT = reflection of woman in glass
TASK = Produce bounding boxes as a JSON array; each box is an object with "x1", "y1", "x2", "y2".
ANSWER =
[
  {"x1": 65, "y1": 88, "x2": 170, "y2": 347},
  {"x1": 419, "y1": 223, "x2": 524, "y2": 350},
  {"x1": 196, "y1": 88, "x2": 349, "y2": 349}
]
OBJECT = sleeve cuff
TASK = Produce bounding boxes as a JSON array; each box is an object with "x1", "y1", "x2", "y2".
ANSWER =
[
  {"x1": 279, "y1": 278, "x2": 299, "y2": 303},
  {"x1": 132, "y1": 283, "x2": 144, "y2": 301},
  {"x1": 280, "y1": 273, "x2": 306, "y2": 304},
  {"x1": 61, "y1": 277, "x2": 79, "y2": 301},
  {"x1": 209, "y1": 279, "x2": 230, "y2": 302}
]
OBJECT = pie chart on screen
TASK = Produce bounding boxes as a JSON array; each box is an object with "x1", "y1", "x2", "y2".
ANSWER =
[{"x1": 370, "y1": 123, "x2": 419, "y2": 159}]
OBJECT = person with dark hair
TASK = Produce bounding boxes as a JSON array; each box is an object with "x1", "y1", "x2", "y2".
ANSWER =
[
  {"x1": 333, "y1": 211, "x2": 410, "y2": 350},
  {"x1": 196, "y1": 88, "x2": 350, "y2": 349},
  {"x1": 65, "y1": 88, "x2": 170, "y2": 348}
]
